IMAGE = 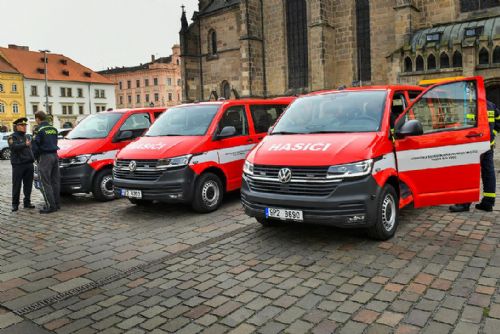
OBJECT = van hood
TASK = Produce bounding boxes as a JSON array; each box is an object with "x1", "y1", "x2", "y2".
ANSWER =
[
  {"x1": 116, "y1": 136, "x2": 204, "y2": 160},
  {"x1": 58, "y1": 139, "x2": 108, "y2": 159},
  {"x1": 247, "y1": 133, "x2": 383, "y2": 166}
]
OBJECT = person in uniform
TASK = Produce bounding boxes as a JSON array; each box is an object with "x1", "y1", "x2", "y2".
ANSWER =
[
  {"x1": 8, "y1": 117, "x2": 35, "y2": 212},
  {"x1": 450, "y1": 100, "x2": 500, "y2": 212},
  {"x1": 32, "y1": 111, "x2": 60, "y2": 214}
]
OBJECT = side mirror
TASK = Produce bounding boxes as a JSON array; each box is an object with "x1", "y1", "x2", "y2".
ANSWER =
[
  {"x1": 395, "y1": 120, "x2": 423, "y2": 138},
  {"x1": 114, "y1": 130, "x2": 133, "y2": 142},
  {"x1": 216, "y1": 126, "x2": 237, "y2": 140}
]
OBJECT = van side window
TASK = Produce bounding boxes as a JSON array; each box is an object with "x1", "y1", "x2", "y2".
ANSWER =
[
  {"x1": 120, "y1": 113, "x2": 151, "y2": 138},
  {"x1": 218, "y1": 106, "x2": 248, "y2": 136},
  {"x1": 408, "y1": 91, "x2": 421, "y2": 101},
  {"x1": 154, "y1": 112, "x2": 164, "y2": 120},
  {"x1": 406, "y1": 81, "x2": 477, "y2": 134},
  {"x1": 250, "y1": 105, "x2": 286, "y2": 133},
  {"x1": 390, "y1": 93, "x2": 407, "y2": 128}
]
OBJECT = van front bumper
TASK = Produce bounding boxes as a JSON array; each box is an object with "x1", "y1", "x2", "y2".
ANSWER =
[
  {"x1": 241, "y1": 174, "x2": 382, "y2": 228},
  {"x1": 113, "y1": 166, "x2": 196, "y2": 203},
  {"x1": 59, "y1": 164, "x2": 94, "y2": 194}
]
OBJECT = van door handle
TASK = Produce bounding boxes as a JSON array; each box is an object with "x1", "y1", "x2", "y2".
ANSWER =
[
  {"x1": 247, "y1": 139, "x2": 254, "y2": 143},
  {"x1": 465, "y1": 132, "x2": 483, "y2": 138}
]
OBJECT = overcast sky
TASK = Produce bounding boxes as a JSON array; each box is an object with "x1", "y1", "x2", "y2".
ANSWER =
[{"x1": 0, "y1": 0, "x2": 199, "y2": 71}]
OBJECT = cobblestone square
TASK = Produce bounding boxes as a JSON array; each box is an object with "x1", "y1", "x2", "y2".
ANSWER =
[{"x1": 0, "y1": 160, "x2": 500, "y2": 333}]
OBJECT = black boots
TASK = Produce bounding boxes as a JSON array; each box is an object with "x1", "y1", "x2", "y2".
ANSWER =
[
  {"x1": 449, "y1": 204, "x2": 471, "y2": 212},
  {"x1": 475, "y1": 202, "x2": 493, "y2": 212}
]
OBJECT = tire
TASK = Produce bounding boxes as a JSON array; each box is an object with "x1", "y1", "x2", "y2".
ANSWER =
[
  {"x1": 192, "y1": 172, "x2": 223, "y2": 213},
  {"x1": 128, "y1": 198, "x2": 153, "y2": 206},
  {"x1": 92, "y1": 169, "x2": 115, "y2": 202},
  {"x1": 1, "y1": 148, "x2": 11, "y2": 160},
  {"x1": 367, "y1": 184, "x2": 399, "y2": 241}
]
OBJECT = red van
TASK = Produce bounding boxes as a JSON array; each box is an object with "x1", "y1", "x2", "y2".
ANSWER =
[
  {"x1": 113, "y1": 98, "x2": 294, "y2": 212},
  {"x1": 58, "y1": 108, "x2": 167, "y2": 201},
  {"x1": 241, "y1": 77, "x2": 490, "y2": 240}
]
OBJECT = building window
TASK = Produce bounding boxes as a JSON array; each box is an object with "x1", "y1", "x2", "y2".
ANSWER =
[
  {"x1": 453, "y1": 51, "x2": 463, "y2": 67},
  {"x1": 404, "y1": 57, "x2": 412, "y2": 72},
  {"x1": 78, "y1": 105, "x2": 84, "y2": 115},
  {"x1": 60, "y1": 87, "x2": 72, "y2": 97},
  {"x1": 440, "y1": 52, "x2": 450, "y2": 68},
  {"x1": 127, "y1": 95, "x2": 132, "y2": 104},
  {"x1": 47, "y1": 104, "x2": 52, "y2": 114},
  {"x1": 12, "y1": 103, "x2": 19, "y2": 114},
  {"x1": 426, "y1": 33, "x2": 441, "y2": 44},
  {"x1": 0, "y1": 103, "x2": 4, "y2": 113},
  {"x1": 119, "y1": 95, "x2": 123, "y2": 105},
  {"x1": 168, "y1": 93, "x2": 173, "y2": 101},
  {"x1": 221, "y1": 81, "x2": 231, "y2": 99},
  {"x1": 177, "y1": 79, "x2": 181, "y2": 86},
  {"x1": 11, "y1": 84, "x2": 17, "y2": 92},
  {"x1": 95, "y1": 105, "x2": 106, "y2": 113},
  {"x1": 94, "y1": 89, "x2": 105, "y2": 98},
  {"x1": 31, "y1": 85, "x2": 38, "y2": 96},
  {"x1": 136, "y1": 80, "x2": 140, "y2": 88},
  {"x1": 127, "y1": 80, "x2": 131, "y2": 89},
  {"x1": 136, "y1": 94, "x2": 141, "y2": 103},
  {"x1": 62, "y1": 105, "x2": 73, "y2": 115},
  {"x1": 209, "y1": 29, "x2": 217, "y2": 55},
  {"x1": 46, "y1": 86, "x2": 52, "y2": 97},
  {"x1": 154, "y1": 78, "x2": 158, "y2": 86},
  {"x1": 32, "y1": 104, "x2": 38, "y2": 113},
  {"x1": 494, "y1": 46, "x2": 500, "y2": 64},
  {"x1": 145, "y1": 94, "x2": 150, "y2": 102},
  {"x1": 356, "y1": 0, "x2": 371, "y2": 82},
  {"x1": 460, "y1": 0, "x2": 500, "y2": 12},
  {"x1": 77, "y1": 88, "x2": 83, "y2": 98},
  {"x1": 145, "y1": 79, "x2": 149, "y2": 87},
  {"x1": 286, "y1": 0, "x2": 308, "y2": 89},
  {"x1": 479, "y1": 47, "x2": 489, "y2": 65},
  {"x1": 154, "y1": 93, "x2": 159, "y2": 102},
  {"x1": 167, "y1": 78, "x2": 172, "y2": 86},
  {"x1": 0, "y1": 83, "x2": 3, "y2": 92},
  {"x1": 119, "y1": 81, "x2": 122, "y2": 90},
  {"x1": 427, "y1": 54, "x2": 436, "y2": 70},
  {"x1": 416, "y1": 55, "x2": 424, "y2": 71}
]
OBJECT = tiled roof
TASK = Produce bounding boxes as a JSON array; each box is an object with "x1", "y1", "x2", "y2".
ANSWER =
[
  {"x1": 98, "y1": 56, "x2": 173, "y2": 75},
  {"x1": 0, "y1": 46, "x2": 112, "y2": 84},
  {"x1": 199, "y1": 0, "x2": 240, "y2": 15},
  {"x1": 0, "y1": 57, "x2": 18, "y2": 74}
]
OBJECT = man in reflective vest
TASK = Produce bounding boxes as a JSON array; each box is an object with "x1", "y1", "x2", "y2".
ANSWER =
[{"x1": 450, "y1": 100, "x2": 500, "y2": 212}]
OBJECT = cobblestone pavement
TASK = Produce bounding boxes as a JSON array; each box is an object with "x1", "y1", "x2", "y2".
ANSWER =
[{"x1": 0, "y1": 160, "x2": 500, "y2": 334}]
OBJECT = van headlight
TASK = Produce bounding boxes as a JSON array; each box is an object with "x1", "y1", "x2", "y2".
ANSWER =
[
  {"x1": 243, "y1": 160, "x2": 254, "y2": 175},
  {"x1": 157, "y1": 155, "x2": 192, "y2": 169},
  {"x1": 327, "y1": 159, "x2": 373, "y2": 179},
  {"x1": 67, "y1": 154, "x2": 92, "y2": 166}
]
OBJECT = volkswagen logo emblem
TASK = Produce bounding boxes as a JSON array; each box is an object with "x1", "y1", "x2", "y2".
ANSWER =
[
  {"x1": 278, "y1": 168, "x2": 292, "y2": 183},
  {"x1": 129, "y1": 160, "x2": 137, "y2": 172}
]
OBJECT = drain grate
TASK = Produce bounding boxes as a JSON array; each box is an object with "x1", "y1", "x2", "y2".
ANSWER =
[{"x1": 13, "y1": 224, "x2": 255, "y2": 316}]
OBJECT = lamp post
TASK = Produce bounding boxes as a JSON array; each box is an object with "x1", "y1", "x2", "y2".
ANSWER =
[{"x1": 39, "y1": 49, "x2": 50, "y2": 114}]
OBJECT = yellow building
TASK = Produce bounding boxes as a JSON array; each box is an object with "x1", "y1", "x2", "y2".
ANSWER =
[{"x1": 0, "y1": 57, "x2": 25, "y2": 131}]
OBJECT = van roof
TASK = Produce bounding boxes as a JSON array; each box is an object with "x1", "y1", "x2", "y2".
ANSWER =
[
  {"x1": 101, "y1": 107, "x2": 168, "y2": 114},
  {"x1": 174, "y1": 97, "x2": 296, "y2": 108},
  {"x1": 306, "y1": 85, "x2": 424, "y2": 97}
]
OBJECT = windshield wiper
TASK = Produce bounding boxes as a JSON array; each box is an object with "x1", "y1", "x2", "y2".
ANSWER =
[
  {"x1": 67, "y1": 137, "x2": 91, "y2": 140},
  {"x1": 307, "y1": 131, "x2": 351, "y2": 134},
  {"x1": 271, "y1": 131, "x2": 304, "y2": 135}
]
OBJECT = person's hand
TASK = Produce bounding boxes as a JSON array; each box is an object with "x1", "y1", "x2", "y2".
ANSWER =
[{"x1": 26, "y1": 139, "x2": 31, "y2": 146}]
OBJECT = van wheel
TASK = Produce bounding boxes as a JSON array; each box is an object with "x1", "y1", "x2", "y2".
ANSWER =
[
  {"x1": 367, "y1": 184, "x2": 399, "y2": 241},
  {"x1": 92, "y1": 169, "x2": 115, "y2": 202},
  {"x1": 129, "y1": 199, "x2": 153, "y2": 206},
  {"x1": 192, "y1": 173, "x2": 223, "y2": 213},
  {"x1": 1, "y1": 148, "x2": 11, "y2": 160}
]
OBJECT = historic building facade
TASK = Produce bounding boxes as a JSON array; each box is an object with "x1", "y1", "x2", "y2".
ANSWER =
[
  {"x1": 0, "y1": 57, "x2": 25, "y2": 131},
  {"x1": 99, "y1": 45, "x2": 182, "y2": 109},
  {"x1": 180, "y1": 0, "x2": 500, "y2": 106},
  {"x1": 0, "y1": 45, "x2": 115, "y2": 129}
]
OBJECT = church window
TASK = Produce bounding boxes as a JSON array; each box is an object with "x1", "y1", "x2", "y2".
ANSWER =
[
  {"x1": 427, "y1": 54, "x2": 436, "y2": 70},
  {"x1": 209, "y1": 30, "x2": 217, "y2": 55},
  {"x1": 221, "y1": 81, "x2": 231, "y2": 99},
  {"x1": 416, "y1": 55, "x2": 424, "y2": 71},
  {"x1": 440, "y1": 52, "x2": 450, "y2": 68},
  {"x1": 404, "y1": 57, "x2": 412, "y2": 72},
  {"x1": 479, "y1": 47, "x2": 489, "y2": 65},
  {"x1": 286, "y1": 0, "x2": 308, "y2": 89},
  {"x1": 453, "y1": 51, "x2": 463, "y2": 67},
  {"x1": 493, "y1": 46, "x2": 500, "y2": 64},
  {"x1": 356, "y1": 0, "x2": 371, "y2": 82},
  {"x1": 460, "y1": 0, "x2": 500, "y2": 12}
]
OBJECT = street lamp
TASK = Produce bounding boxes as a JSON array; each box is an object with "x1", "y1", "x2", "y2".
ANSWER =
[{"x1": 39, "y1": 49, "x2": 50, "y2": 114}]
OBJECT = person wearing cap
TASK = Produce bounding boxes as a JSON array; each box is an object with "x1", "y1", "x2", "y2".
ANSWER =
[
  {"x1": 8, "y1": 117, "x2": 35, "y2": 212},
  {"x1": 32, "y1": 111, "x2": 60, "y2": 214}
]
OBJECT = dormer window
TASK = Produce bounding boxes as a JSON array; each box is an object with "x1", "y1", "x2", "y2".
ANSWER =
[
  {"x1": 37, "y1": 68, "x2": 45, "y2": 74},
  {"x1": 464, "y1": 27, "x2": 483, "y2": 38},
  {"x1": 62, "y1": 70, "x2": 70, "y2": 76},
  {"x1": 40, "y1": 57, "x2": 48, "y2": 63},
  {"x1": 460, "y1": 0, "x2": 500, "y2": 12},
  {"x1": 84, "y1": 71, "x2": 92, "y2": 77},
  {"x1": 60, "y1": 59, "x2": 68, "y2": 65},
  {"x1": 426, "y1": 33, "x2": 441, "y2": 43}
]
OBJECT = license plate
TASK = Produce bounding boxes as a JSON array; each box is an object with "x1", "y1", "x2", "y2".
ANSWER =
[
  {"x1": 265, "y1": 208, "x2": 303, "y2": 221},
  {"x1": 121, "y1": 189, "x2": 142, "y2": 199}
]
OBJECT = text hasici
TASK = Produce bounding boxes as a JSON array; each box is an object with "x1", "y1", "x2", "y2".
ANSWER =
[{"x1": 268, "y1": 143, "x2": 331, "y2": 152}]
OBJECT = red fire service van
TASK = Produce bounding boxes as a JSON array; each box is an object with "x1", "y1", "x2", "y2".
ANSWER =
[
  {"x1": 58, "y1": 108, "x2": 167, "y2": 201},
  {"x1": 241, "y1": 77, "x2": 491, "y2": 240},
  {"x1": 113, "y1": 98, "x2": 294, "y2": 212}
]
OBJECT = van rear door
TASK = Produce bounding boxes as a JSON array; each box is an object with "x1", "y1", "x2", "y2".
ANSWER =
[{"x1": 394, "y1": 77, "x2": 490, "y2": 208}]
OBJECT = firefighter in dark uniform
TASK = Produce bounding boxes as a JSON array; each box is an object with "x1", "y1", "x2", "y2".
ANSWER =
[
  {"x1": 8, "y1": 118, "x2": 36, "y2": 212},
  {"x1": 450, "y1": 100, "x2": 500, "y2": 212},
  {"x1": 32, "y1": 111, "x2": 60, "y2": 214}
]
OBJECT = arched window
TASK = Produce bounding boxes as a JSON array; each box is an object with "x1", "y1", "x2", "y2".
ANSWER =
[
  {"x1": 494, "y1": 46, "x2": 500, "y2": 64},
  {"x1": 453, "y1": 51, "x2": 462, "y2": 67},
  {"x1": 209, "y1": 30, "x2": 217, "y2": 55},
  {"x1": 479, "y1": 47, "x2": 489, "y2": 65},
  {"x1": 221, "y1": 81, "x2": 231, "y2": 99},
  {"x1": 404, "y1": 57, "x2": 412, "y2": 72},
  {"x1": 440, "y1": 52, "x2": 450, "y2": 68},
  {"x1": 12, "y1": 103, "x2": 19, "y2": 114},
  {"x1": 0, "y1": 103, "x2": 4, "y2": 113},
  {"x1": 356, "y1": 0, "x2": 371, "y2": 82},
  {"x1": 416, "y1": 55, "x2": 424, "y2": 71},
  {"x1": 0, "y1": 83, "x2": 3, "y2": 92},
  {"x1": 427, "y1": 54, "x2": 436, "y2": 70},
  {"x1": 286, "y1": 0, "x2": 308, "y2": 89}
]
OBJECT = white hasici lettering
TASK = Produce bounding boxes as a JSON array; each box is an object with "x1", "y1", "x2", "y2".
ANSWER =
[
  {"x1": 129, "y1": 143, "x2": 167, "y2": 150},
  {"x1": 268, "y1": 143, "x2": 331, "y2": 152}
]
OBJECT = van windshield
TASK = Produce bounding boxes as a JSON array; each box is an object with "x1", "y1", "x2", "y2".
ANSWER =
[
  {"x1": 66, "y1": 113, "x2": 122, "y2": 139},
  {"x1": 146, "y1": 105, "x2": 220, "y2": 137},
  {"x1": 272, "y1": 91, "x2": 387, "y2": 134}
]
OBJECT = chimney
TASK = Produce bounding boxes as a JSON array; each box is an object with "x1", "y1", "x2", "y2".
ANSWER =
[
  {"x1": 151, "y1": 55, "x2": 155, "y2": 62},
  {"x1": 8, "y1": 44, "x2": 29, "y2": 51}
]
